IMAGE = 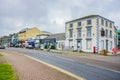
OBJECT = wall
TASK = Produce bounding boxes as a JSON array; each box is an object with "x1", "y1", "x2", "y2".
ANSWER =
[{"x1": 65, "y1": 17, "x2": 97, "y2": 52}]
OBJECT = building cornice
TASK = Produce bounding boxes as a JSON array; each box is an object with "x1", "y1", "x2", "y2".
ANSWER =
[{"x1": 65, "y1": 15, "x2": 114, "y2": 24}]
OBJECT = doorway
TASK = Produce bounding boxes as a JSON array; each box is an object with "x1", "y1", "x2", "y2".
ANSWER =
[{"x1": 77, "y1": 40, "x2": 82, "y2": 51}]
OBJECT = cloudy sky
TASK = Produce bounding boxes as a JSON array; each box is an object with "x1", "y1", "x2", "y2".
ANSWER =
[{"x1": 0, "y1": 0, "x2": 120, "y2": 36}]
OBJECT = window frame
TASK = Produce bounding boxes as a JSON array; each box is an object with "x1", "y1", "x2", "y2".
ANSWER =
[
  {"x1": 69, "y1": 23, "x2": 73, "y2": 28},
  {"x1": 86, "y1": 27, "x2": 91, "y2": 37},
  {"x1": 106, "y1": 21, "x2": 108, "y2": 27},
  {"x1": 110, "y1": 23, "x2": 112, "y2": 28},
  {"x1": 106, "y1": 29, "x2": 108, "y2": 37},
  {"x1": 86, "y1": 39, "x2": 92, "y2": 50},
  {"x1": 77, "y1": 28, "x2": 82, "y2": 38},
  {"x1": 87, "y1": 19, "x2": 91, "y2": 25},
  {"x1": 101, "y1": 19, "x2": 104, "y2": 26},
  {"x1": 110, "y1": 41, "x2": 112, "y2": 50},
  {"x1": 110, "y1": 30, "x2": 112, "y2": 38},
  {"x1": 101, "y1": 28, "x2": 105, "y2": 37},
  {"x1": 78, "y1": 22, "x2": 81, "y2": 26},
  {"x1": 69, "y1": 29, "x2": 73, "y2": 38}
]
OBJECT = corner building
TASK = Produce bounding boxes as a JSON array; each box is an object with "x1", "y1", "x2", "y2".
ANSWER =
[{"x1": 65, "y1": 15, "x2": 117, "y2": 53}]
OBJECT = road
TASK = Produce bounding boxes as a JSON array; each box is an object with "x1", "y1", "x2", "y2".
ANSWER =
[{"x1": 0, "y1": 48, "x2": 120, "y2": 80}]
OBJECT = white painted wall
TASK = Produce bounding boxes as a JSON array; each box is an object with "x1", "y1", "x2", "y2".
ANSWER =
[{"x1": 65, "y1": 16, "x2": 116, "y2": 53}]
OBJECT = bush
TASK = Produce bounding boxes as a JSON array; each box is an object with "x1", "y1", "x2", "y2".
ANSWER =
[{"x1": 100, "y1": 49, "x2": 107, "y2": 56}]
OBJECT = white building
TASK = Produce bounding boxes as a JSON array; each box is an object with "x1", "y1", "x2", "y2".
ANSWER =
[{"x1": 65, "y1": 15, "x2": 117, "y2": 53}]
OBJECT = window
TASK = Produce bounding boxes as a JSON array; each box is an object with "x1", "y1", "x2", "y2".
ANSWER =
[
  {"x1": 106, "y1": 29, "x2": 108, "y2": 37},
  {"x1": 110, "y1": 30, "x2": 112, "y2": 38},
  {"x1": 101, "y1": 40, "x2": 104, "y2": 49},
  {"x1": 86, "y1": 27, "x2": 91, "y2": 37},
  {"x1": 101, "y1": 28, "x2": 105, "y2": 36},
  {"x1": 69, "y1": 29, "x2": 73, "y2": 38},
  {"x1": 69, "y1": 40, "x2": 73, "y2": 48},
  {"x1": 87, "y1": 20, "x2": 91, "y2": 25},
  {"x1": 110, "y1": 41, "x2": 112, "y2": 50},
  {"x1": 101, "y1": 19, "x2": 104, "y2": 25},
  {"x1": 70, "y1": 23, "x2": 73, "y2": 28},
  {"x1": 77, "y1": 29, "x2": 81, "y2": 38},
  {"x1": 110, "y1": 23, "x2": 112, "y2": 28},
  {"x1": 78, "y1": 22, "x2": 81, "y2": 26},
  {"x1": 86, "y1": 40, "x2": 91, "y2": 49},
  {"x1": 77, "y1": 40, "x2": 82, "y2": 49},
  {"x1": 106, "y1": 21, "x2": 108, "y2": 27},
  {"x1": 77, "y1": 40, "x2": 81, "y2": 46}
]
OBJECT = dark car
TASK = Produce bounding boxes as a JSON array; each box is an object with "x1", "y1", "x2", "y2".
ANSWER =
[
  {"x1": 0, "y1": 45, "x2": 5, "y2": 49},
  {"x1": 15, "y1": 44, "x2": 19, "y2": 48}
]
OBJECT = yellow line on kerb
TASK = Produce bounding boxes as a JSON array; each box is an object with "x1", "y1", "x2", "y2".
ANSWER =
[{"x1": 25, "y1": 55, "x2": 85, "y2": 80}]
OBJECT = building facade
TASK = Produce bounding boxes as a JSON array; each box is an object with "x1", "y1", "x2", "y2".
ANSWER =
[
  {"x1": 0, "y1": 36, "x2": 11, "y2": 46},
  {"x1": 18, "y1": 27, "x2": 42, "y2": 47},
  {"x1": 117, "y1": 30, "x2": 120, "y2": 49},
  {"x1": 10, "y1": 33, "x2": 18, "y2": 46},
  {"x1": 65, "y1": 15, "x2": 117, "y2": 53},
  {"x1": 41, "y1": 33, "x2": 66, "y2": 50},
  {"x1": 48, "y1": 33, "x2": 65, "y2": 50},
  {"x1": 18, "y1": 27, "x2": 42, "y2": 41}
]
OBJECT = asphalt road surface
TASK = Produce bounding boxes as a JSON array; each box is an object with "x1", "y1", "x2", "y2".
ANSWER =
[{"x1": 1, "y1": 48, "x2": 120, "y2": 80}]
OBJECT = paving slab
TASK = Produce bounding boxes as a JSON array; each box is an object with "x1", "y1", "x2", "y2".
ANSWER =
[{"x1": 2, "y1": 52, "x2": 78, "y2": 80}]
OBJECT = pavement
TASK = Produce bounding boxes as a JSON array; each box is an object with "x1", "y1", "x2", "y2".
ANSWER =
[
  {"x1": 50, "y1": 48, "x2": 120, "y2": 55},
  {"x1": 1, "y1": 51, "x2": 80, "y2": 80},
  {"x1": 0, "y1": 49, "x2": 120, "y2": 80},
  {"x1": 49, "y1": 49, "x2": 120, "y2": 63}
]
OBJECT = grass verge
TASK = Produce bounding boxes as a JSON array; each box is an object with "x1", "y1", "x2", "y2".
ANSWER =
[
  {"x1": 0, "y1": 53, "x2": 3, "y2": 56},
  {"x1": 0, "y1": 64, "x2": 15, "y2": 80}
]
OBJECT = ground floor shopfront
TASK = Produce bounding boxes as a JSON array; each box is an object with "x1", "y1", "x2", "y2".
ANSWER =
[{"x1": 65, "y1": 38, "x2": 116, "y2": 53}]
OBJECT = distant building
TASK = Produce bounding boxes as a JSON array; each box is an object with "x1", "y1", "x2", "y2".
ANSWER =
[
  {"x1": 34, "y1": 34, "x2": 49, "y2": 49},
  {"x1": 18, "y1": 27, "x2": 42, "y2": 41},
  {"x1": 44, "y1": 33, "x2": 65, "y2": 50},
  {"x1": 10, "y1": 33, "x2": 19, "y2": 47},
  {"x1": 117, "y1": 30, "x2": 120, "y2": 49},
  {"x1": 0, "y1": 35, "x2": 11, "y2": 46},
  {"x1": 65, "y1": 15, "x2": 117, "y2": 53},
  {"x1": 18, "y1": 27, "x2": 42, "y2": 46},
  {"x1": 42, "y1": 31, "x2": 52, "y2": 35}
]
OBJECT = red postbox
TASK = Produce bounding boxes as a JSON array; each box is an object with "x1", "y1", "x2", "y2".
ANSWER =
[{"x1": 93, "y1": 46, "x2": 96, "y2": 53}]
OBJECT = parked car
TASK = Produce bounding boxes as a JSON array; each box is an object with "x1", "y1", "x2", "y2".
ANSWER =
[
  {"x1": 0, "y1": 44, "x2": 5, "y2": 49},
  {"x1": 15, "y1": 44, "x2": 19, "y2": 48},
  {"x1": 26, "y1": 45, "x2": 34, "y2": 49}
]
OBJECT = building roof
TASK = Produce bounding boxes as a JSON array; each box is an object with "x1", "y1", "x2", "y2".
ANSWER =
[
  {"x1": 66, "y1": 14, "x2": 114, "y2": 23},
  {"x1": 37, "y1": 34, "x2": 49, "y2": 36},
  {"x1": 19, "y1": 27, "x2": 40, "y2": 33},
  {"x1": 1, "y1": 36, "x2": 10, "y2": 38},
  {"x1": 45, "y1": 33, "x2": 65, "y2": 41},
  {"x1": 19, "y1": 28, "x2": 29, "y2": 33},
  {"x1": 42, "y1": 31, "x2": 52, "y2": 35}
]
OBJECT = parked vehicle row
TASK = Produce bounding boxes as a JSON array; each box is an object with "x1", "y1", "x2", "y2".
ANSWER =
[{"x1": 0, "y1": 44, "x2": 5, "y2": 49}]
